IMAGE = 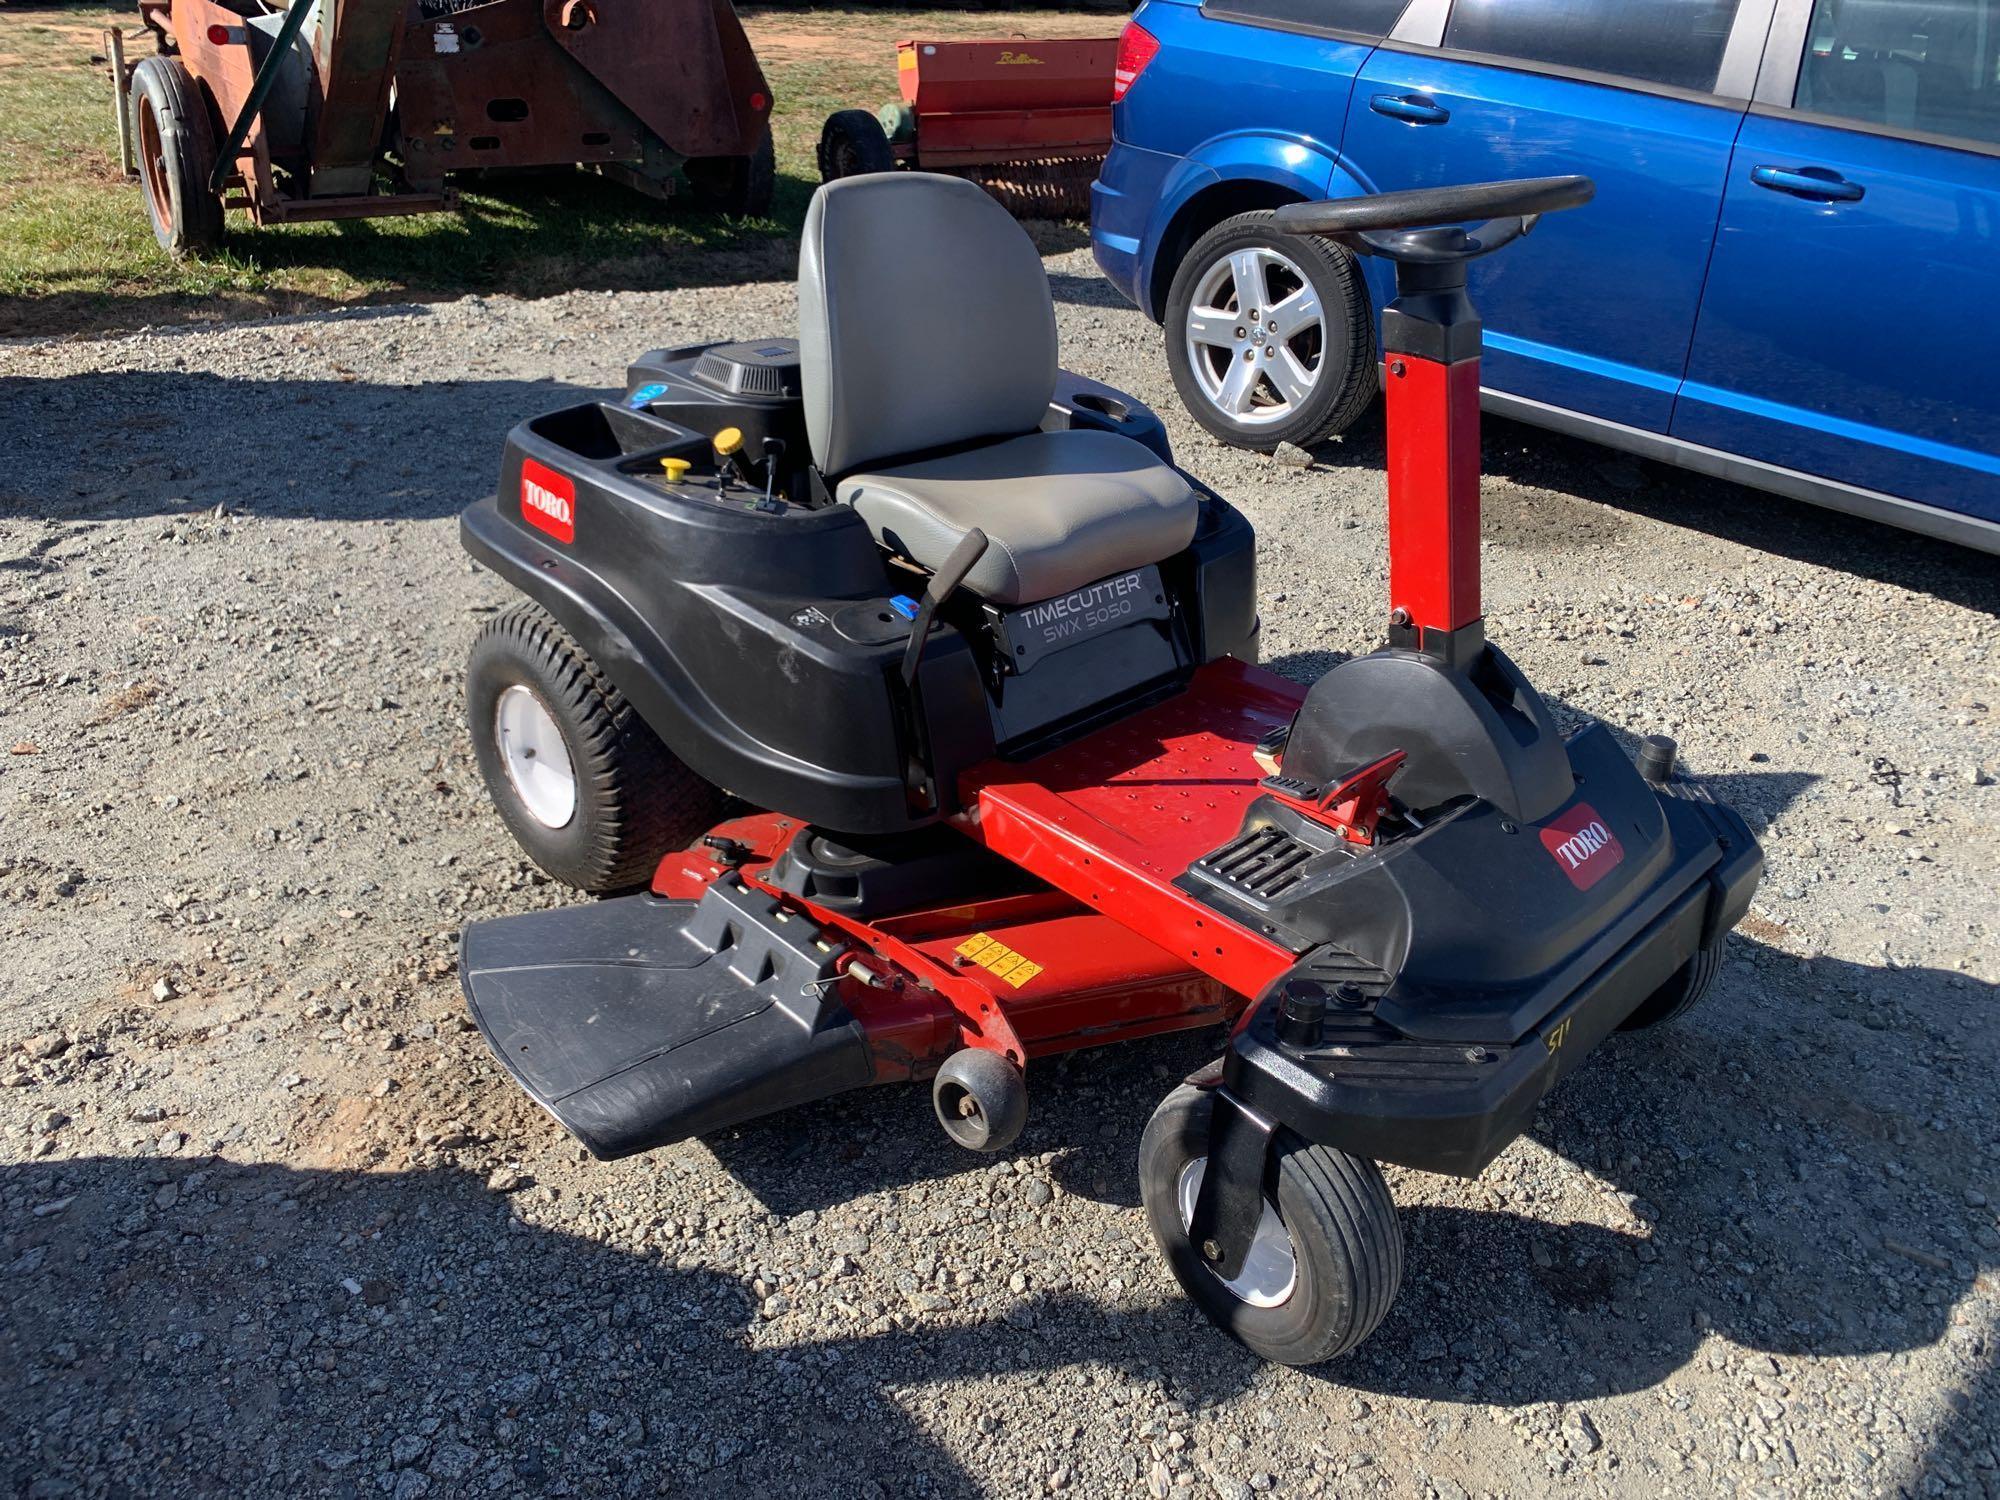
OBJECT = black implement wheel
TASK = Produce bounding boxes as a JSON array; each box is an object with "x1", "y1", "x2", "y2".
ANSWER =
[
  {"x1": 129, "y1": 55, "x2": 224, "y2": 258},
  {"x1": 817, "y1": 108, "x2": 895, "y2": 183},
  {"x1": 467, "y1": 602, "x2": 724, "y2": 894},
  {"x1": 932, "y1": 1048, "x2": 1028, "y2": 1152},
  {"x1": 1618, "y1": 940, "x2": 1723, "y2": 1031},
  {"x1": 1164, "y1": 209, "x2": 1375, "y2": 452},
  {"x1": 1139, "y1": 1084, "x2": 1401, "y2": 1366},
  {"x1": 683, "y1": 127, "x2": 775, "y2": 216}
]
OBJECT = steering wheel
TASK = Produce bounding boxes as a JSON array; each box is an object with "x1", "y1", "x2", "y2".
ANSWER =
[{"x1": 1274, "y1": 175, "x2": 1595, "y2": 264}]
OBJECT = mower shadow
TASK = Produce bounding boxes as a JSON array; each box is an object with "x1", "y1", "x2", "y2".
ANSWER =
[
  {"x1": 1300, "y1": 406, "x2": 1999, "y2": 614},
  {"x1": 1337, "y1": 943, "x2": 1995, "y2": 1415},
  {"x1": 709, "y1": 939, "x2": 1990, "y2": 1420},
  {"x1": 9, "y1": 943, "x2": 1985, "y2": 1494},
  {"x1": 704, "y1": 1024, "x2": 1224, "y2": 1216},
  {"x1": 0, "y1": 1152, "x2": 1069, "y2": 1498}
]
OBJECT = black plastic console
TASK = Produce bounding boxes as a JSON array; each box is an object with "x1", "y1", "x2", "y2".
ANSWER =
[
  {"x1": 462, "y1": 340, "x2": 1258, "y2": 836},
  {"x1": 1210, "y1": 763, "x2": 1761, "y2": 1177}
]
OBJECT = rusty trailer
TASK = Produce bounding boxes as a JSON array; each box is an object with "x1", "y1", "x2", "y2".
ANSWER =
[{"x1": 108, "y1": 0, "x2": 774, "y2": 256}]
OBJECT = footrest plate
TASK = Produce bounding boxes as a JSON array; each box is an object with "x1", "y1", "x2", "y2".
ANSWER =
[{"x1": 461, "y1": 882, "x2": 872, "y2": 1157}]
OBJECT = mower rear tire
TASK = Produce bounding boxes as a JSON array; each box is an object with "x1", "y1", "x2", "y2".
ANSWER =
[
  {"x1": 1164, "y1": 210, "x2": 1376, "y2": 452},
  {"x1": 932, "y1": 1047, "x2": 1028, "y2": 1153},
  {"x1": 467, "y1": 602, "x2": 724, "y2": 894},
  {"x1": 1618, "y1": 939, "x2": 1724, "y2": 1031},
  {"x1": 1140, "y1": 1084, "x2": 1402, "y2": 1367},
  {"x1": 817, "y1": 109, "x2": 896, "y2": 183},
  {"x1": 683, "y1": 127, "x2": 775, "y2": 216},
  {"x1": 130, "y1": 55, "x2": 224, "y2": 258}
]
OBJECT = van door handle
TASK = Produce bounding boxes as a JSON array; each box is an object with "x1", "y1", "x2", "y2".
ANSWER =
[
  {"x1": 1369, "y1": 93, "x2": 1451, "y2": 125},
  {"x1": 1750, "y1": 165, "x2": 1864, "y2": 202}
]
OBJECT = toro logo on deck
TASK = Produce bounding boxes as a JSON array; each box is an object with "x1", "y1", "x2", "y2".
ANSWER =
[
  {"x1": 1540, "y1": 803, "x2": 1624, "y2": 891},
  {"x1": 519, "y1": 459, "x2": 575, "y2": 545}
]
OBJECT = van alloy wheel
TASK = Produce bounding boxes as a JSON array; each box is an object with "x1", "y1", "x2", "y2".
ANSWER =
[
  {"x1": 1163, "y1": 210, "x2": 1377, "y2": 453},
  {"x1": 1182, "y1": 246, "x2": 1325, "y2": 427}
]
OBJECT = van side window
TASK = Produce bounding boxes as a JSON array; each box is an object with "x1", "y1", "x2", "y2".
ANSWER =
[
  {"x1": 1443, "y1": 0, "x2": 1744, "y2": 92},
  {"x1": 1796, "y1": 0, "x2": 2000, "y2": 147},
  {"x1": 1200, "y1": 0, "x2": 1413, "y2": 39}
]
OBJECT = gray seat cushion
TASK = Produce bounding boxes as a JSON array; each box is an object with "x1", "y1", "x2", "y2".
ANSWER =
[
  {"x1": 799, "y1": 174, "x2": 1058, "y2": 478},
  {"x1": 838, "y1": 428, "x2": 1199, "y2": 606},
  {"x1": 798, "y1": 173, "x2": 1200, "y2": 605}
]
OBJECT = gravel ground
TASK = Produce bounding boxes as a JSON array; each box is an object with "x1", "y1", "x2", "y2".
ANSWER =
[{"x1": 2, "y1": 250, "x2": 1996, "y2": 1500}]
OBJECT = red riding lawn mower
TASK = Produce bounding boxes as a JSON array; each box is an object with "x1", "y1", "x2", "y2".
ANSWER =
[
  {"x1": 454, "y1": 172, "x2": 1761, "y2": 1364},
  {"x1": 106, "y1": 0, "x2": 774, "y2": 257}
]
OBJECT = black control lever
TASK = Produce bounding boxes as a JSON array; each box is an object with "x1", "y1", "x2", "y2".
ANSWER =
[
  {"x1": 758, "y1": 437, "x2": 786, "y2": 514},
  {"x1": 1275, "y1": 174, "x2": 1593, "y2": 265},
  {"x1": 899, "y1": 528, "x2": 989, "y2": 692}
]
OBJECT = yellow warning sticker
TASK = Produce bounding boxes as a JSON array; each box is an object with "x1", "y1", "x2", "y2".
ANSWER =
[{"x1": 955, "y1": 933, "x2": 1044, "y2": 989}]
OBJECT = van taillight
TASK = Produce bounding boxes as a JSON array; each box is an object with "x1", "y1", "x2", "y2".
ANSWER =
[{"x1": 1113, "y1": 21, "x2": 1160, "y2": 103}]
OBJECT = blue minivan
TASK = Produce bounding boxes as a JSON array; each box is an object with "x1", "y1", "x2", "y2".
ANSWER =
[{"x1": 1094, "y1": 0, "x2": 2000, "y2": 552}]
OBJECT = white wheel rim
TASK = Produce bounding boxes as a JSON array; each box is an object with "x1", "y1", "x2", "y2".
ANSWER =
[
  {"x1": 1177, "y1": 1157, "x2": 1298, "y2": 1308},
  {"x1": 495, "y1": 684, "x2": 577, "y2": 830},
  {"x1": 1183, "y1": 246, "x2": 1325, "y2": 427}
]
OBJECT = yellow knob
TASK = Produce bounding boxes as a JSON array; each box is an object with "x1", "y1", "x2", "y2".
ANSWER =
[
  {"x1": 660, "y1": 456, "x2": 691, "y2": 484},
  {"x1": 713, "y1": 426, "x2": 744, "y2": 458}
]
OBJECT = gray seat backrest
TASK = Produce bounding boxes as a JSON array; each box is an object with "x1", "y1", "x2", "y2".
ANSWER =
[{"x1": 798, "y1": 173, "x2": 1059, "y2": 478}]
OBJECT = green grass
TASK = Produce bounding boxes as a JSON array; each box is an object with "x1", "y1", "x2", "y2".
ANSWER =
[{"x1": 0, "y1": 2, "x2": 1113, "y2": 338}]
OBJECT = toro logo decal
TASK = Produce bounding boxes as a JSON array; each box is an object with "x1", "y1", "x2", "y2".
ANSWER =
[
  {"x1": 520, "y1": 459, "x2": 575, "y2": 545},
  {"x1": 1540, "y1": 803, "x2": 1624, "y2": 891}
]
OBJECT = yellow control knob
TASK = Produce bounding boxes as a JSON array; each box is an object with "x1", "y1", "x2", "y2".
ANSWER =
[
  {"x1": 659, "y1": 456, "x2": 692, "y2": 484},
  {"x1": 713, "y1": 426, "x2": 744, "y2": 459}
]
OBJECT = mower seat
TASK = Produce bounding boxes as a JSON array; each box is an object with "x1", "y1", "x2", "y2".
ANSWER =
[
  {"x1": 835, "y1": 431, "x2": 1195, "y2": 606},
  {"x1": 799, "y1": 173, "x2": 1198, "y2": 607}
]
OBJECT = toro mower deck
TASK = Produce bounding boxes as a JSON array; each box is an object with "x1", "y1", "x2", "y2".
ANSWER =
[{"x1": 454, "y1": 171, "x2": 1761, "y2": 1366}]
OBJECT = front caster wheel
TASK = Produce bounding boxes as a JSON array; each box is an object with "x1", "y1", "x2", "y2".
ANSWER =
[
  {"x1": 1139, "y1": 1084, "x2": 1402, "y2": 1366},
  {"x1": 932, "y1": 1048, "x2": 1027, "y2": 1152},
  {"x1": 1618, "y1": 939, "x2": 1723, "y2": 1031}
]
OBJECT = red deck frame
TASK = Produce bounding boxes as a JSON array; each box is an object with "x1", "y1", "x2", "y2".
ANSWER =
[
  {"x1": 653, "y1": 813, "x2": 1237, "y2": 1074},
  {"x1": 955, "y1": 657, "x2": 1306, "y2": 1000},
  {"x1": 646, "y1": 660, "x2": 1310, "y2": 1076}
]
